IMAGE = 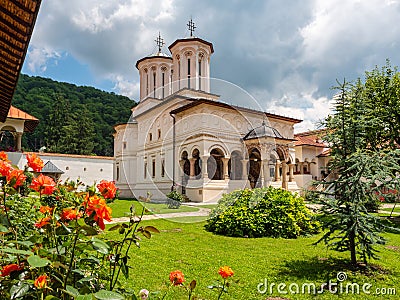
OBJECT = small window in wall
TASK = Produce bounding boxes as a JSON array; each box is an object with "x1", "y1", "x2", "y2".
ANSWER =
[
  {"x1": 152, "y1": 159, "x2": 156, "y2": 178},
  {"x1": 144, "y1": 162, "x2": 147, "y2": 179},
  {"x1": 158, "y1": 129, "x2": 161, "y2": 140},
  {"x1": 161, "y1": 159, "x2": 165, "y2": 177},
  {"x1": 116, "y1": 166, "x2": 120, "y2": 181},
  {"x1": 66, "y1": 166, "x2": 69, "y2": 170},
  {"x1": 100, "y1": 168, "x2": 103, "y2": 172},
  {"x1": 149, "y1": 133, "x2": 153, "y2": 142},
  {"x1": 123, "y1": 142, "x2": 127, "y2": 149},
  {"x1": 84, "y1": 167, "x2": 87, "y2": 171}
]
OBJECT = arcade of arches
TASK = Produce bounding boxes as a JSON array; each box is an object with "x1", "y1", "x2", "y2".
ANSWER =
[{"x1": 179, "y1": 145, "x2": 296, "y2": 190}]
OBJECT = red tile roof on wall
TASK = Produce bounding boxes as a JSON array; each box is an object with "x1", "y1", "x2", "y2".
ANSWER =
[
  {"x1": 294, "y1": 130, "x2": 327, "y2": 147},
  {"x1": 6, "y1": 105, "x2": 39, "y2": 132}
]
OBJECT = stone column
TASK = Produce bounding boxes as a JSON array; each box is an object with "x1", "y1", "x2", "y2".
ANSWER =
[
  {"x1": 179, "y1": 159, "x2": 186, "y2": 177},
  {"x1": 222, "y1": 157, "x2": 230, "y2": 180},
  {"x1": 189, "y1": 158, "x2": 196, "y2": 179},
  {"x1": 274, "y1": 161, "x2": 280, "y2": 181},
  {"x1": 289, "y1": 164, "x2": 295, "y2": 182},
  {"x1": 201, "y1": 155, "x2": 209, "y2": 179},
  {"x1": 15, "y1": 132, "x2": 23, "y2": 152},
  {"x1": 299, "y1": 162, "x2": 304, "y2": 174},
  {"x1": 262, "y1": 159, "x2": 270, "y2": 186},
  {"x1": 281, "y1": 161, "x2": 288, "y2": 190},
  {"x1": 259, "y1": 159, "x2": 264, "y2": 187},
  {"x1": 241, "y1": 159, "x2": 248, "y2": 180}
]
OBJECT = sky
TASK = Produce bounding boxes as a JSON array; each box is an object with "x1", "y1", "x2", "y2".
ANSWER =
[{"x1": 22, "y1": 0, "x2": 400, "y2": 132}]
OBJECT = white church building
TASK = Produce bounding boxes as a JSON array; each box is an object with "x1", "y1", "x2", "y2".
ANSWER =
[{"x1": 114, "y1": 24, "x2": 309, "y2": 202}]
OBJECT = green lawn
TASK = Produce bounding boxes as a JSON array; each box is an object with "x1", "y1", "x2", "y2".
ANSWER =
[
  {"x1": 381, "y1": 205, "x2": 400, "y2": 213},
  {"x1": 108, "y1": 199, "x2": 200, "y2": 218},
  {"x1": 104, "y1": 218, "x2": 400, "y2": 300}
]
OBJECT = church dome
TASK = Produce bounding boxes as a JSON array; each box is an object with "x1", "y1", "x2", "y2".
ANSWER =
[{"x1": 243, "y1": 121, "x2": 284, "y2": 140}]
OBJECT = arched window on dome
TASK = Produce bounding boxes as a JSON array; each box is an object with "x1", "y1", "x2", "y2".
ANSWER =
[
  {"x1": 187, "y1": 58, "x2": 191, "y2": 88},
  {"x1": 153, "y1": 72, "x2": 156, "y2": 98},
  {"x1": 198, "y1": 59, "x2": 202, "y2": 90},
  {"x1": 161, "y1": 66, "x2": 167, "y2": 98},
  {"x1": 144, "y1": 68, "x2": 149, "y2": 97}
]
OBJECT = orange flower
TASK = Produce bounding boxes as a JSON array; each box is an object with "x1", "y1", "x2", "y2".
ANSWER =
[
  {"x1": 0, "y1": 151, "x2": 10, "y2": 162},
  {"x1": 60, "y1": 208, "x2": 81, "y2": 221},
  {"x1": 26, "y1": 153, "x2": 44, "y2": 172},
  {"x1": 30, "y1": 174, "x2": 56, "y2": 195},
  {"x1": 6, "y1": 169, "x2": 27, "y2": 188},
  {"x1": 169, "y1": 270, "x2": 185, "y2": 286},
  {"x1": 83, "y1": 194, "x2": 112, "y2": 230},
  {"x1": 97, "y1": 180, "x2": 117, "y2": 199},
  {"x1": 218, "y1": 266, "x2": 234, "y2": 279},
  {"x1": 34, "y1": 274, "x2": 48, "y2": 289},
  {"x1": 0, "y1": 160, "x2": 12, "y2": 177},
  {"x1": 39, "y1": 206, "x2": 53, "y2": 214},
  {"x1": 0, "y1": 264, "x2": 22, "y2": 277},
  {"x1": 34, "y1": 216, "x2": 51, "y2": 228}
]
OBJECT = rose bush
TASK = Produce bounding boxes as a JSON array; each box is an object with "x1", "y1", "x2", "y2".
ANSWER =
[{"x1": 0, "y1": 152, "x2": 158, "y2": 299}]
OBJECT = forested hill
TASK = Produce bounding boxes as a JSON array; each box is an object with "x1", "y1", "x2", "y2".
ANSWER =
[{"x1": 12, "y1": 74, "x2": 136, "y2": 156}]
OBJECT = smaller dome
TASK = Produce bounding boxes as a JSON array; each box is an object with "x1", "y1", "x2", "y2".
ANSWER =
[{"x1": 243, "y1": 121, "x2": 284, "y2": 140}]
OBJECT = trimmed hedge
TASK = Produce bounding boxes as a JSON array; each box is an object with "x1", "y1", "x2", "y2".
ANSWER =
[{"x1": 205, "y1": 187, "x2": 320, "y2": 238}]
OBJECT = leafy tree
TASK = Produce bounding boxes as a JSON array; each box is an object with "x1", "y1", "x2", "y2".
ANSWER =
[
  {"x1": 12, "y1": 74, "x2": 135, "y2": 155},
  {"x1": 315, "y1": 74, "x2": 400, "y2": 266},
  {"x1": 44, "y1": 94, "x2": 71, "y2": 153}
]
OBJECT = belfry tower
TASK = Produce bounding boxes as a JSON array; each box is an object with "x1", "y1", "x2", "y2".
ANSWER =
[{"x1": 136, "y1": 19, "x2": 214, "y2": 101}]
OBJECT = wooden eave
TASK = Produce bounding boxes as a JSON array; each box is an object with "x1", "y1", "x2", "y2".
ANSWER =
[{"x1": 0, "y1": 0, "x2": 42, "y2": 122}]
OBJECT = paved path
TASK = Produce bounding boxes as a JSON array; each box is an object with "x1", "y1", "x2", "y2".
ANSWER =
[{"x1": 105, "y1": 206, "x2": 212, "y2": 224}]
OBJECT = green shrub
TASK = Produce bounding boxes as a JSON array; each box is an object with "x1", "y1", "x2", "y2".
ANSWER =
[
  {"x1": 166, "y1": 190, "x2": 184, "y2": 209},
  {"x1": 205, "y1": 187, "x2": 320, "y2": 238}
]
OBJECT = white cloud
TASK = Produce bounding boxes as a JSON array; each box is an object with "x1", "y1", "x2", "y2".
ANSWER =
[
  {"x1": 26, "y1": 47, "x2": 62, "y2": 72},
  {"x1": 24, "y1": 0, "x2": 400, "y2": 127}
]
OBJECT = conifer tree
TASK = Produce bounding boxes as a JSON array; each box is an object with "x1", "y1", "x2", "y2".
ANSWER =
[{"x1": 316, "y1": 75, "x2": 400, "y2": 266}]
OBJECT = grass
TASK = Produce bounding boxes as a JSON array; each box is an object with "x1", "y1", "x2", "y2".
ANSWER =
[
  {"x1": 104, "y1": 218, "x2": 400, "y2": 300},
  {"x1": 108, "y1": 199, "x2": 200, "y2": 218},
  {"x1": 381, "y1": 205, "x2": 400, "y2": 213}
]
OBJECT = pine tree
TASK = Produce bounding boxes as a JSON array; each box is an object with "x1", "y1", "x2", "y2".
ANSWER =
[{"x1": 315, "y1": 78, "x2": 400, "y2": 266}]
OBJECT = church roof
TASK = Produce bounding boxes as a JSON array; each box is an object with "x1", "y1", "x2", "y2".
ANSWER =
[
  {"x1": 0, "y1": 0, "x2": 42, "y2": 122},
  {"x1": 168, "y1": 37, "x2": 214, "y2": 53},
  {"x1": 243, "y1": 121, "x2": 287, "y2": 140},
  {"x1": 135, "y1": 52, "x2": 172, "y2": 69},
  {"x1": 41, "y1": 160, "x2": 64, "y2": 174},
  {"x1": 169, "y1": 98, "x2": 302, "y2": 124},
  {"x1": 7, "y1": 105, "x2": 39, "y2": 132}
]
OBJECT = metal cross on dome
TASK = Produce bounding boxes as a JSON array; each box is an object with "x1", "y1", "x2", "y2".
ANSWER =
[
  {"x1": 187, "y1": 18, "x2": 196, "y2": 36},
  {"x1": 155, "y1": 32, "x2": 164, "y2": 52}
]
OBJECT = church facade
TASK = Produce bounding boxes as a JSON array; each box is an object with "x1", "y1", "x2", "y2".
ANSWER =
[{"x1": 114, "y1": 29, "x2": 306, "y2": 202}]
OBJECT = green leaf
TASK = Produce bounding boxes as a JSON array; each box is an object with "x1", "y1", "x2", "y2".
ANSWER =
[
  {"x1": 80, "y1": 225, "x2": 98, "y2": 236},
  {"x1": 94, "y1": 290, "x2": 125, "y2": 300},
  {"x1": 65, "y1": 285, "x2": 80, "y2": 297},
  {"x1": 108, "y1": 224, "x2": 121, "y2": 231},
  {"x1": 0, "y1": 224, "x2": 9, "y2": 233},
  {"x1": 44, "y1": 295, "x2": 60, "y2": 300},
  {"x1": 10, "y1": 283, "x2": 30, "y2": 299},
  {"x1": 144, "y1": 226, "x2": 160, "y2": 233},
  {"x1": 2, "y1": 247, "x2": 32, "y2": 255},
  {"x1": 141, "y1": 230, "x2": 151, "y2": 239},
  {"x1": 28, "y1": 255, "x2": 51, "y2": 268},
  {"x1": 91, "y1": 238, "x2": 109, "y2": 255},
  {"x1": 76, "y1": 295, "x2": 94, "y2": 300}
]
